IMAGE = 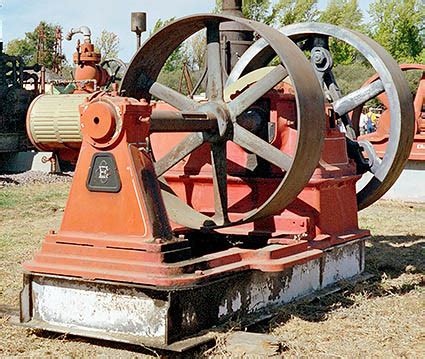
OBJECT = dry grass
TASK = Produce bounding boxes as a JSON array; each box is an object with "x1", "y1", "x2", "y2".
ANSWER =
[
  {"x1": 0, "y1": 183, "x2": 157, "y2": 358},
  {"x1": 0, "y1": 183, "x2": 424, "y2": 357}
]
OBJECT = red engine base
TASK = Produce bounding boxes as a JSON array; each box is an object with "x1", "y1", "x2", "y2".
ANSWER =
[{"x1": 23, "y1": 91, "x2": 369, "y2": 288}]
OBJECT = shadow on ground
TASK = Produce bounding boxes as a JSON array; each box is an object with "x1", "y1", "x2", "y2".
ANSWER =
[
  {"x1": 16, "y1": 328, "x2": 215, "y2": 358},
  {"x1": 0, "y1": 177, "x2": 19, "y2": 185}
]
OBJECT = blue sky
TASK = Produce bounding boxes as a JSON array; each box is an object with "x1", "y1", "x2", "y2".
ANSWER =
[{"x1": 0, "y1": 0, "x2": 373, "y2": 62}]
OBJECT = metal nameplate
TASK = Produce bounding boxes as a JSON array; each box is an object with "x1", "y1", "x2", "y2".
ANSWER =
[{"x1": 86, "y1": 153, "x2": 121, "y2": 193}]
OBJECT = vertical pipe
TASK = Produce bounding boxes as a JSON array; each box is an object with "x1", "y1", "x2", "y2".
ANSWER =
[
  {"x1": 131, "y1": 12, "x2": 147, "y2": 52},
  {"x1": 40, "y1": 66, "x2": 46, "y2": 94},
  {"x1": 222, "y1": 0, "x2": 243, "y2": 15},
  {"x1": 136, "y1": 33, "x2": 141, "y2": 50},
  {"x1": 18, "y1": 59, "x2": 24, "y2": 86},
  {"x1": 220, "y1": 0, "x2": 254, "y2": 74}
]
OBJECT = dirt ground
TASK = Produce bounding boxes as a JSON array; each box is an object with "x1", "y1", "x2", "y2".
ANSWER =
[{"x1": 0, "y1": 182, "x2": 424, "y2": 358}]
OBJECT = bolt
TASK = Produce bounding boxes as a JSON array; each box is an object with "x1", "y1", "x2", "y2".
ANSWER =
[
  {"x1": 195, "y1": 270, "x2": 204, "y2": 276},
  {"x1": 312, "y1": 51, "x2": 325, "y2": 65}
]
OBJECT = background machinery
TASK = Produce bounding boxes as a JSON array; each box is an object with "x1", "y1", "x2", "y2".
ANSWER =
[
  {"x1": 19, "y1": 3, "x2": 414, "y2": 351},
  {"x1": 26, "y1": 25, "x2": 128, "y2": 170},
  {"x1": 0, "y1": 23, "x2": 127, "y2": 172},
  {"x1": 0, "y1": 40, "x2": 40, "y2": 156},
  {"x1": 355, "y1": 64, "x2": 425, "y2": 201}
]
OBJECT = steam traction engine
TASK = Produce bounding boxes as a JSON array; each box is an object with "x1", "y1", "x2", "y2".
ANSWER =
[
  {"x1": 20, "y1": 14, "x2": 414, "y2": 349},
  {"x1": 0, "y1": 40, "x2": 40, "y2": 155}
]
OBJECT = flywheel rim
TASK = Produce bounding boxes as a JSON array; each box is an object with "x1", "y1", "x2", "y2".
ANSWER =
[{"x1": 121, "y1": 15, "x2": 326, "y2": 229}]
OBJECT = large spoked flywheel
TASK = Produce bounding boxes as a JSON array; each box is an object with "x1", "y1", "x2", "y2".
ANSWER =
[
  {"x1": 121, "y1": 15, "x2": 326, "y2": 229},
  {"x1": 227, "y1": 22, "x2": 415, "y2": 210}
]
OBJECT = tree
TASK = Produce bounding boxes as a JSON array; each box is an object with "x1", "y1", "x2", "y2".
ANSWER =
[
  {"x1": 368, "y1": 0, "x2": 424, "y2": 63},
  {"x1": 95, "y1": 31, "x2": 120, "y2": 59},
  {"x1": 215, "y1": 0, "x2": 318, "y2": 25},
  {"x1": 6, "y1": 38, "x2": 33, "y2": 63},
  {"x1": 242, "y1": 0, "x2": 273, "y2": 23},
  {"x1": 319, "y1": 0, "x2": 363, "y2": 29},
  {"x1": 319, "y1": 0, "x2": 364, "y2": 64},
  {"x1": 215, "y1": 0, "x2": 275, "y2": 24},
  {"x1": 151, "y1": 18, "x2": 189, "y2": 73},
  {"x1": 186, "y1": 31, "x2": 207, "y2": 72},
  {"x1": 273, "y1": 0, "x2": 319, "y2": 26},
  {"x1": 6, "y1": 21, "x2": 60, "y2": 69}
]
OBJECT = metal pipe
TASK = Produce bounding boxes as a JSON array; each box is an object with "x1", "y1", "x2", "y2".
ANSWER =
[
  {"x1": 136, "y1": 33, "x2": 141, "y2": 50},
  {"x1": 222, "y1": 0, "x2": 243, "y2": 15},
  {"x1": 220, "y1": 0, "x2": 254, "y2": 74},
  {"x1": 66, "y1": 26, "x2": 92, "y2": 43},
  {"x1": 149, "y1": 108, "x2": 265, "y2": 134},
  {"x1": 40, "y1": 66, "x2": 46, "y2": 94}
]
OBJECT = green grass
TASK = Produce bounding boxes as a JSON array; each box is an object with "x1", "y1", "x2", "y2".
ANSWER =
[
  {"x1": 0, "y1": 191, "x2": 19, "y2": 209},
  {"x1": 0, "y1": 184, "x2": 69, "y2": 218}
]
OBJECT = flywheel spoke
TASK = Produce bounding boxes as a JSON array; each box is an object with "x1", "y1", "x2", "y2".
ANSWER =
[
  {"x1": 155, "y1": 132, "x2": 204, "y2": 176},
  {"x1": 149, "y1": 81, "x2": 200, "y2": 111},
  {"x1": 211, "y1": 142, "x2": 229, "y2": 224},
  {"x1": 206, "y1": 22, "x2": 224, "y2": 102},
  {"x1": 332, "y1": 80, "x2": 385, "y2": 117},
  {"x1": 136, "y1": 71, "x2": 199, "y2": 111},
  {"x1": 233, "y1": 123, "x2": 293, "y2": 171},
  {"x1": 228, "y1": 65, "x2": 288, "y2": 118}
]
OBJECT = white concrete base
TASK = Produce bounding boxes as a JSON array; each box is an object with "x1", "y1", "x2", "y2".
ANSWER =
[
  {"x1": 20, "y1": 239, "x2": 366, "y2": 348},
  {"x1": 0, "y1": 152, "x2": 52, "y2": 173},
  {"x1": 31, "y1": 280, "x2": 168, "y2": 339}
]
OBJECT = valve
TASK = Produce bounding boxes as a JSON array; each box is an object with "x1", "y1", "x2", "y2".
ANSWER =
[{"x1": 67, "y1": 25, "x2": 110, "y2": 93}]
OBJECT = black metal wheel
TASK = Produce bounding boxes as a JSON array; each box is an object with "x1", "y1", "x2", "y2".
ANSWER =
[
  {"x1": 121, "y1": 15, "x2": 325, "y2": 229},
  {"x1": 101, "y1": 58, "x2": 128, "y2": 88},
  {"x1": 227, "y1": 22, "x2": 415, "y2": 210}
]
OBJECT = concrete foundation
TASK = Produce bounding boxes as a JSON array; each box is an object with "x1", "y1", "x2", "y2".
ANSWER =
[
  {"x1": 0, "y1": 152, "x2": 52, "y2": 173},
  {"x1": 20, "y1": 238, "x2": 366, "y2": 350}
]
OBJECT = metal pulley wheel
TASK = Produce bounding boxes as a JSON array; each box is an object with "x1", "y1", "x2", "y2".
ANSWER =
[
  {"x1": 121, "y1": 14, "x2": 325, "y2": 229},
  {"x1": 227, "y1": 22, "x2": 415, "y2": 210}
]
